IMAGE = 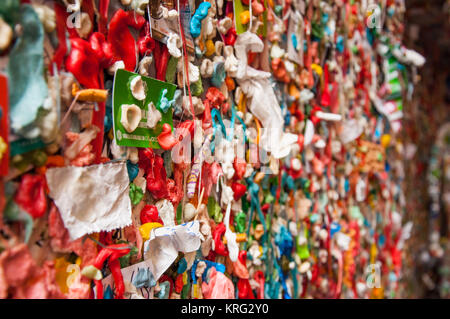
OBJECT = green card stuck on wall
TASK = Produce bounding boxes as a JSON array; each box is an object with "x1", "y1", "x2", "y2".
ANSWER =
[{"x1": 112, "y1": 69, "x2": 177, "y2": 149}]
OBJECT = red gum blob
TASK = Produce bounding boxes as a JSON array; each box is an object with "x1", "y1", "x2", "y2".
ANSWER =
[
  {"x1": 237, "y1": 278, "x2": 255, "y2": 299},
  {"x1": 212, "y1": 223, "x2": 228, "y2": 256},
  {"x1": 108, "y1": 9, "x2": 146, "y2": 72},
  {"x1": 202, "y1": 100, "x2": 212, "y2": 130},
  {"x1": 231, "y1": 182, "x2": 247, "y2": 201},
  {"x1": 158, "y1": 124, "x2": 179, "y2": 151},
  {"x1": 206, "y1": 87, "x2": 225, "y2": 108},
  {"x1": 138, "y1": 23, "x2": 156, "y2": 57},
  {"x1": 146, "y1": 154, "x2": 169, "y2": 200},
  {"x1": 254, "y1": 270, "x2": 265, "y2": 299},
  {"x1": 271, "y1": 58, "x2": 290, "y2": 83},
  {"x1": 15, "y1": 174, "x2": 47, "y2": 219},
  {"x1": 233, "y1": 157, "x2": 247, "y2": 180},
  {"x1": 224, "y1": 28, "x2": 237, "y2": 46},
  {"x1": 90, "y1": 32, "x2": 115, "y2": 69},
  {"x1": 140, "y1": 205, "x2": 163, "y2": 225},
  {"x1": 252, "y1": 1, "x2": 265, "y2": 16},
  {"x1": 66, "y1": 38, "x2": 100, "y2": 89}
]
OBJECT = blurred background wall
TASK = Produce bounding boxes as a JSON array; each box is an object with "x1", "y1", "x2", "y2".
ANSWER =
[{"x1": 403, "y1": 0, "x2": 450, "y2": 298}]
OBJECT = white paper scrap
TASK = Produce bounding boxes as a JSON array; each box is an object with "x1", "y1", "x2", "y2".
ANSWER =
[
  {"x1": 143, "y1": 221, "x2": 204, "y2": 281},
  {"x1": 45, "y1": 162, "x2": 132, "y2": 240}
]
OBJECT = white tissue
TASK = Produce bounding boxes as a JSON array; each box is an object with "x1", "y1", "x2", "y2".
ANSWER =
[{"x1": 46, "y1": 162, "x2": 132, "y2": 240}]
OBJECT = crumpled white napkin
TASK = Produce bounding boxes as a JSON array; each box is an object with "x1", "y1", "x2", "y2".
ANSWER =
[
  {"x1": 143, "y1": 221, "x2": 204, "y2": 281},
  {"x1": 46, "y1": 162, "x2": 132, "y2": 240},
  {"x1": 234, "y1": 31, "x2": 298, "y2": 159}
]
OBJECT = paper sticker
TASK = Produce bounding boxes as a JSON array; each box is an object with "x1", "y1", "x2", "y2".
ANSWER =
[
  {"x1": 287, "y1": 13, "x2": 304, "y2": 65},
  {"x1": 112, "y1": 69, "x2": 177, "y2": 149}
]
